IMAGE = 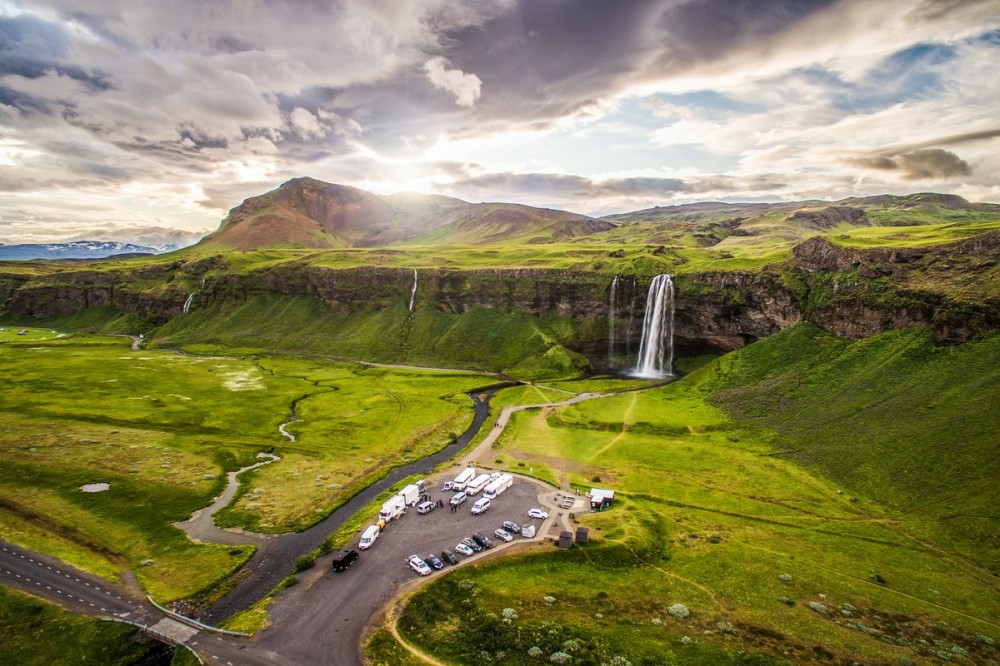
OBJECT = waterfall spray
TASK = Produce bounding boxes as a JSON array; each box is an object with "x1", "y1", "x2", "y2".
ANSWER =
[
  {"x1": 408, "y1": 268, "x2": 418, "y2": 312},
  {"x1": 633, "y1": 275, "x2": 675, "y2": 378},
  {"x1": 182, "y1": 292, "x2": 196, "y2": 315},
  {"x1": 608, "y1": 275, "x2": 619, "y2": 365}
]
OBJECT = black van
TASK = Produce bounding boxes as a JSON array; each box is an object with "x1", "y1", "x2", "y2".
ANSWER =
[{"x1": 331, "y1": 549, "x2": 359, "y2": 572}]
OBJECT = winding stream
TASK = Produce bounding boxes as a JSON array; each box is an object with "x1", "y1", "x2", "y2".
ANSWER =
[{"x1": 174, "y1": 453, "x2": 280, "y2": 546}]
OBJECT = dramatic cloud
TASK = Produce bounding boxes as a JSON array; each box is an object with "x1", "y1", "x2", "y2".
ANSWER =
[
  {"x1": 850, "y1": 149, "x2": 972, "y2": 180},
  {"x1": 0, "y1": 0, "x2": 998, "y2": 241}
]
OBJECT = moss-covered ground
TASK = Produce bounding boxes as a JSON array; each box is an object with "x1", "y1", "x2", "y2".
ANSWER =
[
  {"x1": 0, "y1": 587, "x2": 159, "y2": 665},
  {"x1": 0, "y1": 327, "x2": 492, "y2": 601},
  {"x1": 396, "y1": 325, "x2": 1000, "y2": 665}
]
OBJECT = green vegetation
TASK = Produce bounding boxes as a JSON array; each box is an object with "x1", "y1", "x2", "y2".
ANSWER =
[
  {"x1": 0, "y1": 328, "x2": 492, "y2": 602},
  {"x1": 365, "y1": 628, "x2": 427, "y2": 666},
  {"x1": 695, "y1": 323, "x2": 1000, "y2": 566},
  {"x1": 401, "y1": 327, "x2": 1000, "y2": 664},
  {"x1": 0, "y1": 587, "x2": 157, "y2": 665}
]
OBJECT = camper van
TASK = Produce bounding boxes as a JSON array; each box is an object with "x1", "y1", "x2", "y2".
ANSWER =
[
  {"x1": 465, "y1": 473, "x2": 492, "y2": 496},
  {"x1": 452, "y1": 467, "x2": 476, "y2": 491},
  {"x1": 378, "y1": 495, "x2": 406, "y2": 522},
  {"x1": 483, "y1": 473, "x2": 513, "y2": 499},
  {"x1": 358, "y1": 524, "x2": 380, "y2": 550}
]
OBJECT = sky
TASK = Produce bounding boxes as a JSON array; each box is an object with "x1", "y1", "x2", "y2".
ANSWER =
[{"x1": 1, "y1": 0, "x2": 999, "y2": 246}]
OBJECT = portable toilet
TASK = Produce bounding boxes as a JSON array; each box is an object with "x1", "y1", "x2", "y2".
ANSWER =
[{"x1": 576, "y1": 526, "x2": 589, "y2": 544}]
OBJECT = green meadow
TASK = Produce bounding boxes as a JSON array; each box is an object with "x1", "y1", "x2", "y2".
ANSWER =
[
  {"x1": 0, "y1": 587, "x2": 157, "y2": 665},
  {"x1": 0, "y1": 327, "x2": 492, "y2": 601},
  {"x1": 396, "y1": 324, "x2": 1000, "y2": 665}
]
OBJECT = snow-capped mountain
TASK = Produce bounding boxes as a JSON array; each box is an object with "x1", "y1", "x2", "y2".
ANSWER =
[{"x1": 0, "y1": 240, "x2": 170, "y2": 261}]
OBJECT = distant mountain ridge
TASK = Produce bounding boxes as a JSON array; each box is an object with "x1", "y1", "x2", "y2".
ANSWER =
[
  {"x1": 197, "y1": 177, "x2": 612, "y2": 250},
  {"x1": 0, "y1": 240, "x2": 166, "y2": 261}
]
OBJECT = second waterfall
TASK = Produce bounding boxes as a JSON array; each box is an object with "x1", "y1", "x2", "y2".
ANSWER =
[{"x1": 633, "y1": 274, "x2": 675, "y2": 379}]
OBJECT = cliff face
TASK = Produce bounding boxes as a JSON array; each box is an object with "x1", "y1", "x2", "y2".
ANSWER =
[{"x1": 2, "y1": 232, "x2": 998, "y2": 368}]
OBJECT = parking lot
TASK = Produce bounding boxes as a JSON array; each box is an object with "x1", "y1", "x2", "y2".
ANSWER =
[{"x1": 253, "y1": 471, "x2": 554, "y2": 666}]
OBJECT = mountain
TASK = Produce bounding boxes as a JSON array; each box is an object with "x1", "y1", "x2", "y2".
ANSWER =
[
  {"x1": 197, "y1": 177, "x2": 611, "y2": 250},
  {"x1": 600, "y1": 192, "x2": 1000, "y2": 247},
  {"x1": 0, "y1": 240, "x2": 163, "y2": 261}
]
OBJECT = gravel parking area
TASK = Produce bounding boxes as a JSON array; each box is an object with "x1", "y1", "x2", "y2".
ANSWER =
[{"x1": 252, "y1": 471, "x2": 552, "y2": 666}]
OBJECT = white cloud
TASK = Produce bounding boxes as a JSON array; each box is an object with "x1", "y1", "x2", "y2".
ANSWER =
[{"x1": 424, "y1": 56, "x2": 482, "y2": 107}]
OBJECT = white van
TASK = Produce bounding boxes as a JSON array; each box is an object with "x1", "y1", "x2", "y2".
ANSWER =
[
  {"x1": 471, "y1": 497, "x2": 491, "y2": 515},
  {"x1": 358, "y1": 524, "x2": 380, "y2": 550}
]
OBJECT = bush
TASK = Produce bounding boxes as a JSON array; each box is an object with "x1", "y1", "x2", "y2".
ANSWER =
[{"x1": 294, "y1": 554, "x2": 316, "y2": 572}]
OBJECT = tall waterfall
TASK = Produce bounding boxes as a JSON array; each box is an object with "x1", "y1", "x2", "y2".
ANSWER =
[
  {"x1": 608, "y1": 275, "x2": 619, "y2": 364},
  {"x1": 182, "y1": 292, "x2": 196, "y2": 315},
  {"x1": 633, "y1": 275, "x2": 675, "y2": 378},
  {"x1": 408, "y1": 268, "x2": 418, "y2": 312}
]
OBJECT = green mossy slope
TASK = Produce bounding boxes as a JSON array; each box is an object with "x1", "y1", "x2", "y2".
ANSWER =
[{"x1": 693, "y1": 323, "x2": 1000, "y2": 564}]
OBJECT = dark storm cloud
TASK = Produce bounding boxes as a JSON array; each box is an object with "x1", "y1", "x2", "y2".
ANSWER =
[
  {"x1": 851, "y1": 149, "x2": 972, "y2": 180},
  {"x1": 654, "y1": 0, "x2": 839, "y2": 66},
  {"x1": 445, "y1": 172, "x2": 687, "y2": 201}
]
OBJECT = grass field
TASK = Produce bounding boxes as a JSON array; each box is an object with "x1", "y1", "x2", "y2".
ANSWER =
[
  {"x1": 0, "y1": 327, "x2": 493, "y2": 601},
  {"x1": 0, "y1": 587, "x2": 158, "y2": 665},
  {"x1": 398, "y1": 326, "x2": 1000, "y2": 665}
]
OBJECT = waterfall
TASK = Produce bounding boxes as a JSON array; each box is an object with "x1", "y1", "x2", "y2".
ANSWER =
[
  {"x1": 633, "y1": 275, "x2": 675, "y2": 379},
  {"x1": 608, "y1": 275, "x2": 619, "y2": 364},
  {"x1": 408, "y1": 268, "x2": 418, "y2": 312},
  {"x1": 182, "y1": 292, "x2": 196, "y2": 315},
  {"x1": 625, "y1": 276, "x2": 637, "y2": 361}
]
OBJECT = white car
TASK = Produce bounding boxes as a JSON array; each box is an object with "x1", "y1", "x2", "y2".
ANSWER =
[
  {"x1": 406, "y1": 554, "x2": 432, "y2": 576},
  {"x1": 494, "y1": 528, "x2": 513, "y2": 542},
  {"x1": 471, "y1": 497, "x2": 491, "y2": 515},
  {"x1": 528, "y1": 508, "x2": 549, "y2": 520},
  {"x1": 454, "y1": 542, "x2": 475, "y2": 556}
]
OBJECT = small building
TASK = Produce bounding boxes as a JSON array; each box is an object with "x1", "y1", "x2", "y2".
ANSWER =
[
  {"x1": 575, "y1": 526, "x2": 589, "y2": 544},
  {"x1": 557, "y1": 530, "x2": 573, "y2": 548},
  {"x1": 588, "y1": 488, "x2": 615, "y2": 511}
]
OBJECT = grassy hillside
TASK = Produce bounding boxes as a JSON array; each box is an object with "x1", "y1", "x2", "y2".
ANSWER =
[
  {"x1": 694, "y1": 323, "x2": 1000, "y2": 564},
  {"x1": 152, "y1": 294, "x2": 589, "y2": 380},
  {"x1": 395, "y1": 328, "x2": 1000, "y2": 665}
]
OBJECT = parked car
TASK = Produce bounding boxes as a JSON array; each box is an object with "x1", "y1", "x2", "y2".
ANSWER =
[
  {"x1": 455, "y1": 542, "x2": 475, "y2": 556},
  {"x1": 473, "y1": 532, "x2": 494, "y2": 549},
  {"x1": 494, "y1": 528, "x2": 513, "y2": 542},
  {"x1": 502, "y1": 520, "x2": 521, "y2": 534},
  {"x1": 521, "y1": 524, "x2": 536, "y2": 538},
  {"x1": 442, "y1": 481, "x2": 454, "y2": 491},
  {"x1": 471, "y1": 497, "x2": 491, "y2": 515},
  {"x1": 426, "y1": 553, "x2": 444, "y2": 570},
  {"x1": 461, "y1": 537, "x2": 483, "y2": 552},
  {"x1": 417, "y1": 500, "x2": 436, "y2": 514},
  {"x1": 449, "y1": 491, "x2": 468, "y2": 506},
  {"x1": 331, "y1": 549, "x2": 359, "y2": 572},
  {"x1": 528, "y1": 508, "x2": 549, "y2": 520},
  {"x1": 406, "y1": 554, "x2": 432, "y2": 576},
  {"x1": 441, "y1": 549, "x2": 459, "y2": 565}
]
